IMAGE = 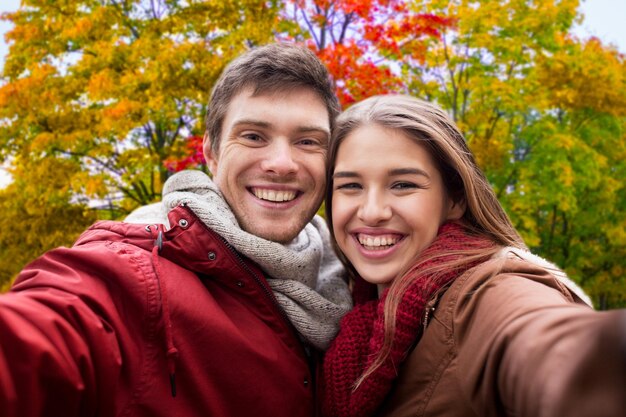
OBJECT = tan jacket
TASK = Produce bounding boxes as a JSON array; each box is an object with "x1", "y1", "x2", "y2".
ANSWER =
[{"x1": 378, "y1": 251, "x2": 626, "y2": 417}]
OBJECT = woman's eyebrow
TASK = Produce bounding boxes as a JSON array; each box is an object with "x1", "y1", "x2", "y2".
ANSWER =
[
  {"x1": 333, "y1": 171, "x2": 359, "y2": 179},
  {"x1": 333, "y1": 168, "x2": 430, "y2": 179},
  {"x1": 389, "y1": 168, "x2": 430, "y2": 178}
]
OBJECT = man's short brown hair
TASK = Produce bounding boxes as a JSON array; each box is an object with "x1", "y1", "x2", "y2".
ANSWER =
[{"x1": 205, "y1": 43, "x2": 340, "y2": 153}]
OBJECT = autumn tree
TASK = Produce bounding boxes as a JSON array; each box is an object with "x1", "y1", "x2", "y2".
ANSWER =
[
  {"x1": 0, "y1": 0, "x2": 280, "y2": 287},
  {"x1": 405, "y1": 0, "x2": 626, "y2": 308},
  {"x1": 0, "y1": 0, "x2": 279, "y2": 214},
  {"x1": 285, "y1": 0, "x2": 626, "y2": 308},
  {"x1": 523, "y1": 38, "x2": 626, "y2": 308},
  {"x1": 152, "y1": 0, "x2": 455, "y2": 172},
  {"x1": 0, "y1": 157, "x2": 97, "y2": 288},
  {"x1": 282, "y1": 0, "x2": 454, "y2": 106},
  {"x1": 1, "y1": 0, "x2": 624, "y2": 306}
]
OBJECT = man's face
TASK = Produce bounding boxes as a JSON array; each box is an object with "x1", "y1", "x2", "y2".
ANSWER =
[{"x1": 204, "y1": 87, "x2": 330, "y2": 243}]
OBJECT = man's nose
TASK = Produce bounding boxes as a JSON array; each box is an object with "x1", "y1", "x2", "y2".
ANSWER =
[{"x1": 260, "y1": 140, "x2": 299, "y2": 176}]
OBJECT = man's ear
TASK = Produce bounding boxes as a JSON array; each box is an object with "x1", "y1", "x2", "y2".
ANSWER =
[
  {"x1": 446, "y1": 197, "x2": 466, "y2": 221},
  {"x1": 203, "y1": 132, "x2": 218, "y2": 176}
]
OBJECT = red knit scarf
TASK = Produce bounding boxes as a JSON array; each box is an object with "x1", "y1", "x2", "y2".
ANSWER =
[{"x1": 322, "y1": 222, "x2": 495, "y2": 417}]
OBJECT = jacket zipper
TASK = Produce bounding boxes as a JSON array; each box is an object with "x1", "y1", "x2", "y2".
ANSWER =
[
  {"x1": 176, "y1": 204, "x2": 296, "y2": 334},
  {"x1": 217, "y1": 235, "x2": 318, "y2": 413},
  {"x1": 214, "y1": 234, "x2": 295, "y2": 335}
]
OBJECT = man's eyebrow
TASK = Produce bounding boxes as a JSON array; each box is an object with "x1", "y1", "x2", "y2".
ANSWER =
[
  {"x1": 296, "y1": 125, "x2": 331, "y2": 137},
  {"x1": 390, "y1": 168, "x2": 430, "y2": 178},
  {"x1": 231, "y1": 118, "x2": 271, "y2": 129},
  {"x1": 231, "y1": 119, "x2": 329, "y2": 136}
]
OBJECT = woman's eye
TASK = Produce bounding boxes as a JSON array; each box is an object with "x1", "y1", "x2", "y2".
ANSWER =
[
  {"x1": 392, "y1": 182, "x2": 419, "y2": 190},
  {"x1": 335, "y1": 182, "x2": 361, "y2": 190}
]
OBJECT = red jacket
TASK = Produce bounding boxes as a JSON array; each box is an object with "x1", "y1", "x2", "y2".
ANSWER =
[{"x1": 0, "y1": 205, "x2": 316, "y2": 417}]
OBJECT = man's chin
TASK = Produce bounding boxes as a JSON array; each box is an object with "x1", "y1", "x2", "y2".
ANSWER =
[
  {"x1": 241, "y1": 221, "x2": 307, "y2": 244},
  {"x1": 235, "y1": 202, "x2": 321, "y2": 243},
  {"x1": 257, "y1": 228, "x2": 300, "y2": 244}
]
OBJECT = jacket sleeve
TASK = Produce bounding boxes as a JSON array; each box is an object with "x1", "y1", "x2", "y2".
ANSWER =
[
  {"x1": 0, "y1": 242, "x2": 152, "y2": 417},
  {"x1": 454, "y1": 269, "x2": 626, "y2": 417}
]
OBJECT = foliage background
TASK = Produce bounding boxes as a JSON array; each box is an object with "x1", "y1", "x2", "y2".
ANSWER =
[{"x1": 0, "y1": 0, "x2": 624, "y2": 308}]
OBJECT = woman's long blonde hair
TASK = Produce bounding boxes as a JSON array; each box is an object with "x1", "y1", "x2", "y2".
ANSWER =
[{"x1": 325, "y1": 95, "x2": 527, "y2": 387}]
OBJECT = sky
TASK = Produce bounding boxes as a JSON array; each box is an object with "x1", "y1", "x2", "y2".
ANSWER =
[{"x1": 0, "y1": 0, "x2": 625, "y2": 185}]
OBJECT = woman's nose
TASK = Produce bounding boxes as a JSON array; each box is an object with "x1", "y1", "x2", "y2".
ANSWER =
[{"x1": 357, "y1": 191, "x2": 392, "y2": 224}]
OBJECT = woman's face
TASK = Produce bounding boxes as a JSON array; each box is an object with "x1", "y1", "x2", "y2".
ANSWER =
[{"x1": 331, "y1": 123, "x2": 464, "y2": 292}]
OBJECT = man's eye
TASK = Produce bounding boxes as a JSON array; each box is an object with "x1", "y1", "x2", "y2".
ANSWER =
[
  {"x1": 242, "y1": 133, "x2": 262, "y2": 141},
  {"x1": 298, "y1": 138, "x2": 322, "y2": 147}
]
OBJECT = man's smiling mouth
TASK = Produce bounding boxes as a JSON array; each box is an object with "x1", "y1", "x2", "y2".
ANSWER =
[{"x1": 250, "y1": 187, "x2": 298, "y2": 202}]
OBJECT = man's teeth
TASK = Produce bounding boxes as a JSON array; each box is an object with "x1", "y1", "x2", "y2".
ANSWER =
[
  {"x1": 357, "y1": 234, "x2": 400, "y2": 249},
  {"x1": 253, "y1": 188, "x2": 297, "y2": 202}
]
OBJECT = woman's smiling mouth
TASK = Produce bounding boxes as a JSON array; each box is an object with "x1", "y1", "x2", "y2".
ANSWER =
[{"x1": 354, "y1": 233, "x2": 405, "y2": 251}]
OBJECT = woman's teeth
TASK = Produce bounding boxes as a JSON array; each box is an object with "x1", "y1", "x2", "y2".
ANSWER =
[{"x1": 357, "y1": 234, "x2": 400, "y2": 250}]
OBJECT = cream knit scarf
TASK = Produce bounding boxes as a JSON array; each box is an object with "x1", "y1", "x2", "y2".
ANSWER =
[{"x1": 126, "y1": 170, "x2": 352, "y2": 350}]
